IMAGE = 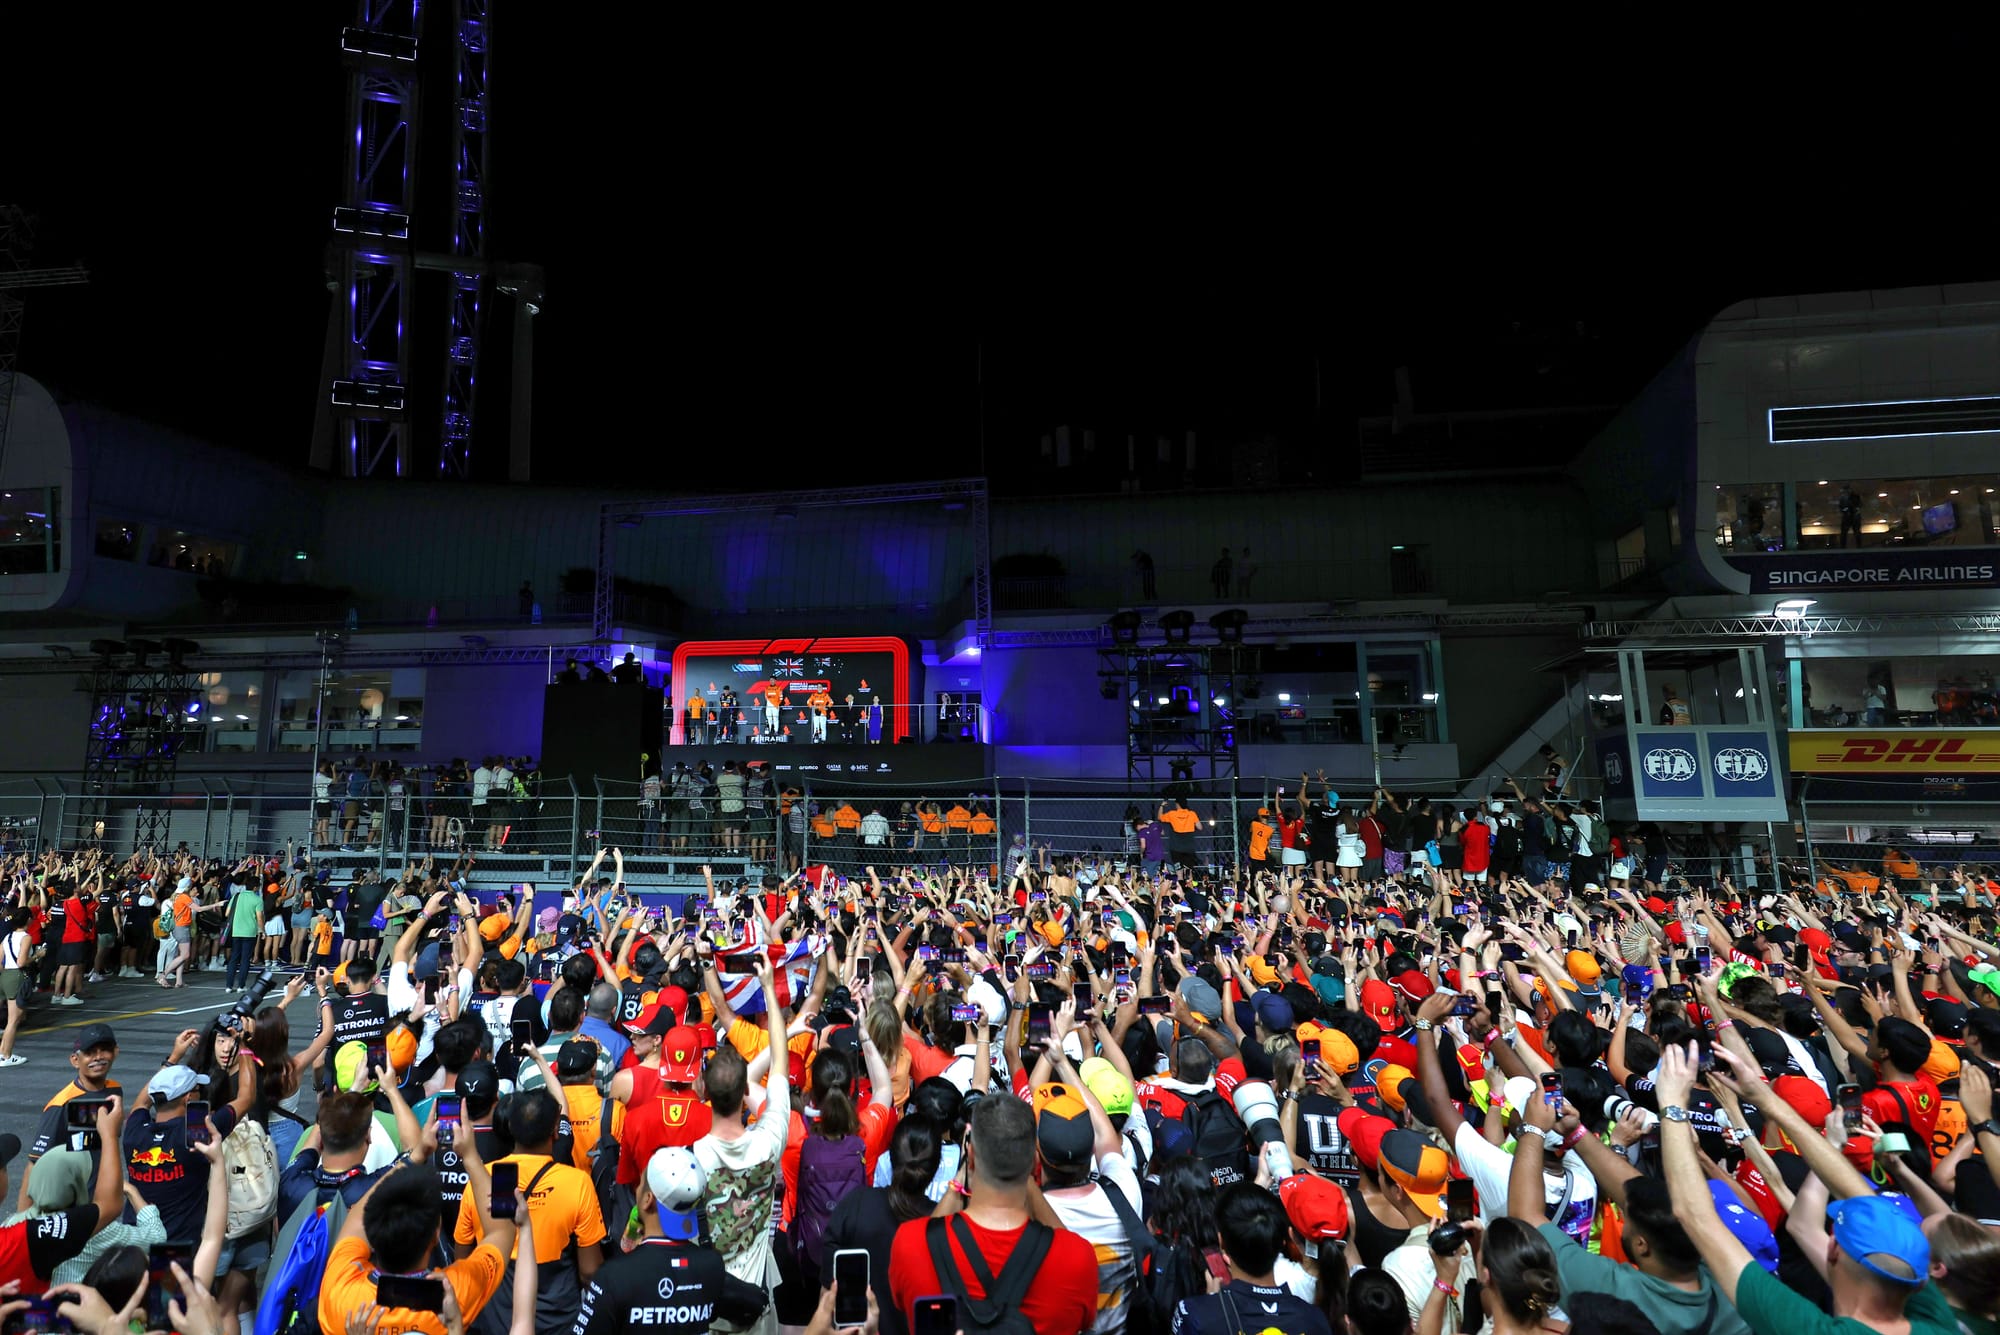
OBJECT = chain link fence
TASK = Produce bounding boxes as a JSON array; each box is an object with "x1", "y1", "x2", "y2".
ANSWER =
[{"x1": 0, "y1": 770, "x2": 1807, "y2": 891}]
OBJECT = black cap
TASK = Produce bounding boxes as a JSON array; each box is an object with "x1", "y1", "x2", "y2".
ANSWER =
[
  {"x1": 456, "y1": 1060, "x2": 500, "y2": 1106},
  {"x1": 73, "y1": 1024, "x2": 117, "y2": 1053},
  {"x1": 555, "y1": 1039, "x2": 599, "y2": 1079},
  {"x1": 0, "y1": 1133, "x2": 19, "y2": 1168}
]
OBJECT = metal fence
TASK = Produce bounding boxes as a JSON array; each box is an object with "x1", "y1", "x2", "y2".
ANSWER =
[{"x1": 0, "y1": 771, "x2": 1809, "y2": 890}]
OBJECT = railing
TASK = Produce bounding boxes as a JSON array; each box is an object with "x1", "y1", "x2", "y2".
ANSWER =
[
  {"x1": 0, "y1": 770, "x2": 1793, "y2": 890},
  {"x1": 668, "y1": 701, "x2": 988, "y2": 746}
]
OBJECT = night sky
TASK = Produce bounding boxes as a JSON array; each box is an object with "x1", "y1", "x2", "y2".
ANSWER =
[{"x1": 7, "y1": 11, "x2": 1985, "y2": 490}]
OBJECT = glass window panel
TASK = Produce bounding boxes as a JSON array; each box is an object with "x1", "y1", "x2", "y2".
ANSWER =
[
  {"x1": 1794, "y1": 475, "x2": 2000, "y2": 549},
  {"x1": 1800, "y1": 654, "x2": 2000, "y2": 727},
  {"x1": 1713, "y1": 483, "x2": 1785, "y2": 552}
]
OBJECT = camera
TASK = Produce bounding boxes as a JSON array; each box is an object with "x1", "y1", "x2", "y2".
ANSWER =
[
  {"x1": 1603, "y1": 1095, "x2": 1659, "y2": 1133},
  {"x1": 1428, "y1": 1222, "x2": 1469, "y2": 1255},
  {"x1": 231, "y1": 967, "x2": 279, "y2": 1020}
]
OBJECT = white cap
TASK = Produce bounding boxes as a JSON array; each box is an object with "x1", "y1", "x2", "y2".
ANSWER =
[{"x1": 644, "y1": 1146, "x2": 707, "y2": 1210}]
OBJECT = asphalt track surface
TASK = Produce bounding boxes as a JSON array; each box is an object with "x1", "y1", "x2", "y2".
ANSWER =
[{"x1": 0, "y1": 967, "x2": 326, "y2": 1143}]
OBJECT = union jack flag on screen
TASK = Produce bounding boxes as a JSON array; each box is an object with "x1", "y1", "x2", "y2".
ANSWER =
[{"x1": 715, "y1": 935, "x2": 814, "y2": 1013}]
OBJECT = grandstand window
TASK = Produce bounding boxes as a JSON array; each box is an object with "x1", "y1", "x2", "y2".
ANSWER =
[
  {"x1": 146, "y1": 528, "x2": 238, "y2": 576},
  {"x1": 1801, "y1": 653, "x2": 2000, "y2": 728},
  {"x1": 1793, "y1": 474, "x2": 2000, "y2": 548},
  {"x1": 95, "y1": 517, "x2": 141, "y2": 561},
  {"x1": 0, "y1": 486, "x2": 61, "y2": 575},
  {"x1": 193, "y1": 670, "x2": 264, "y2": 751},
  {"x1": 274, "y1": 668, "x2": 425, "y2": 750}
]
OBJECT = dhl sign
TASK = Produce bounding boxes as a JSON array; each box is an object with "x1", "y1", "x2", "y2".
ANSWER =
[{"x1": 1790, "y1": 730, "x2": 2000, "y2": 773}]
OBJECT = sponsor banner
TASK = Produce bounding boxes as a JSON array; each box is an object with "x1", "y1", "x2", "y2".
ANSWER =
[
  {"x1": 1789, "y1": 730, "x2": 2000, "y2": 774},
  {"x1": 1606, "y1": 726, "x2": 1790, "y2": 821},
  {"x1": 1728, "y1": 550, "x2": 2000, "y2": 592},
  {"x1": 1597, "y1": 733, "x2": 1633, "y2": 798}
]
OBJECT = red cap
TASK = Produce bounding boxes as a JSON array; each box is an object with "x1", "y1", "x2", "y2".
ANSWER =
[
  {"x1": 657, "y1": 985, "x2": 690, "y2": 1023},
  {"x1": 1441, "y1": 968, "x2": 1462, "y2": 992},
  {"x1": 621, "y1": 1003, "x2": 669, "y2": 1037},
  {"x1": 1644, "y1": 896, "x2": 1670, "y2": 914},
  {"x1": 1361, "y1": 978, "x2": 1399, "y2": 1021},
  {"x1": 1337, "y1": 1107, "x2": 1394, "y2": 1172},
  {"x1": 1374, "y1": 1034, "x2": 1420, "y2": 1071},
  {"x1": 1278, "y1": 1174, "x2": 1350, "y2": 1242},
  {"x1": 1771, "y1": 1075, "x2": 1831, "y2": 1128},
  {"x1": 1664, "y1": 920, "x2": 1688, "y2": 946},
  {"x1": 1390, "y1": 970, "x2": 1435, "y2": 1001},
  {"x1": 658, "y1": 1025, "x2": 705, "y2": 1083}
]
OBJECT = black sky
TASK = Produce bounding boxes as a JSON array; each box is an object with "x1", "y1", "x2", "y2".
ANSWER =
[{"x1": 8, "y1": 11, "x2": 1991, "y2": 489}]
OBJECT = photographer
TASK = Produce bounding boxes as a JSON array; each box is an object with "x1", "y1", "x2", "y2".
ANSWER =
[{"x1": 0, "y1": 1094, "x2": 126, "y2": 1293}]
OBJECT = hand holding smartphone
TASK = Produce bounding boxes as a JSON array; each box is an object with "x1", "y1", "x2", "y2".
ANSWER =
[{"x1": 488, "y1": 1160, "x2": 519, "y2": 1219}]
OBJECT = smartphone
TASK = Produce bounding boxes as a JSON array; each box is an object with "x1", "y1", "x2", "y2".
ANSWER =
[
  {"x1": 1072, "y1": 982, "x2": 1093, "y2": 1008},
  {"x1": 915, "y1": 945, "x2": 938, "y2": 962},
  {"x1": 1769, "y1": 960, "x2": 1786, "y2": 978},
  {"x1": 366, "y1": 1041, "x2": 389, "y2": 1077},
  {"x1": 1669, "y1": 982, "x2": 1690, "y2": 1000},
  {"x1": 489, "y1": 1160, "x2": 519, "y2": 1218},
  {"x1": 1837, "y1": 1083, "x2": 1863, "y2": 1113},
  {"x1": 1452, "y1": 903, "x2": 1468, "y2": 916},
  {"x1": 1451, "y1": 992, "x2": 1478, "y2": 1017},
  {"x1": 1698, "y1": 1048, "x2": 1716, "y2": 1074},
  {"x1": 1114, "y1": 970, "x2": 1132, "y2": 991},
  {"x1": 1695, "y1": 948, "x2": 1712, "y2": 973},
  {"x1": 65, "y1": 1095, "x2": 111, "y2": 1129},
  {"x1": 1201, "y1": 1247, "x2": 1232, "y2": 1281},
  {"x1": 1566, "y1": 929, "x2": 1578, "y2": 948},
  {"x1": 1624, "y1": 980, "x2": 1644, "y2": 1003},
  {"x1": 1541, "y1": 1071, "x2": 1564, "y2": 1112},
  {"x1": 375, "y1": 1274, "x2": 446, "y2": 1313},
  {"x1": 688, "y1": 895, "x2": 708, "y2": 917},
  {"x1": 1138, "y1": 994, "x2": 1170, "y2": 1016},
  {"x1": 1026, "y1": 960, "x2": 1054, "y2": 979},
  {"x1": 911, "y1": 1296, "x2": 958, "y2": 1335},
  {"x1": 511, "y1": 1018, "x2": 535, "y2": 1058},
  {"x1": 147, "y1": 1243, "x2": 193, "y2": 1329},
  {"x1": 950, "y1": 1003, "x2": 983, "y2": 1024},
  {"x1": 435, "y1": 1094, "x2": 461, "y2": 1147},
  {"x1": 1446, "y1": 1177, "x2": 1477, "y2": 1225},
  {"x1": 832, "y1": 1249, "x2": 870, "y2": 1328},
  {"x1": 1029, "y1": 890, "x2": 1047, "y2": 902},
  {"x1": 1301, "y1": 1038, "x2": 1321, "y2": 1069},
  {"x1": 1026, "y1": 1003, "x2": 1053, "y2": 1045},
  {"x1": 993, "y1": 912, "x2": 1012, "y2": 926},
  {"x1": 184, "y1": 1101, "x2": 210, "y2": 1145},
  {"x1": 4, "y1": 1296, "x2": 69, "y2": 1335}
]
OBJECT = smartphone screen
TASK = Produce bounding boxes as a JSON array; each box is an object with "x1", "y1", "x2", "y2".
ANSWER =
[
  {"x1": 8, "y1": 1296, "x2": 64, "y2": 1335},
  {"x1": 66, "y1": 1096, "x2": 110, "y2": 1129},
  {"x1": 1566, "y1": 929, "x2": 1578, "y2": 948},
  {"x1": 1541, "y1": 1072, "x2": 1564, "y2": 1111},
  {"x1": 1452, "y1": 992, "x2": 1478, "y2": 1016},
  {"x1": 366, "y1": 1042, "x2": 389, "y2": 1077},
  {"x1": 1138, "y1": 994, "x2": 1170, "y2": 1016},
  {"x1": 1026, "y1": 1003, "x2": 1053, "y2": 1044},
  {"x1": 488, "y1": 1161, "x2": 519, "y2": 1218},
  {"x1": 1446, "y1": 1177, "x2": 1477, "y2": 1224},
  {"x1": 1624, "y1": 981, "x2": 1644, "y2": 1003},
  {"x1": 950, "y1": 1004, "x2": 983, "y2": 1024},
  {"x1": 511, "y1": 1018, "x2": 535, "y2": 1057},
  {"x1": 1301, "y1": 1039, "x2": 1321, "y2": 1067},
  {"x1": 1072, "y1": 982, "x2": 1092, "y2": 1008},
  {"x1": 147, "y1": 1244, "x2": 193, "y2": 1329},
  {"x1": 1695, "y1": 948, "x2": 1712, "y2": 973},
  {"x1": 375, "y1": 1274, "x2": 446, "y2": 1313},
  {"x1": 832, "y1": 1250, "x2": 870, "y2": 1327},
  {"x1": 184, "y1": 1101, "x2": 210, "y2": 1145},
  {"x1": 1202, "y1": 1247, "x2": 1231, "y2": 1281},
  {"x1": 1837, "y1": 1083, "x2": 1863, "y2": 1112},
  {"x1": 911, "y1": 1297, "x2": 958, "y2": 1335}
]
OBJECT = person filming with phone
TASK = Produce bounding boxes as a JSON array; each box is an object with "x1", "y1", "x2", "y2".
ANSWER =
[{"x1": 0, "y1": 1095, "x2": 127, "y2": 1294}]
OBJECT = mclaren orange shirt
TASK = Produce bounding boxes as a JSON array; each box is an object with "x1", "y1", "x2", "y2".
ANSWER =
[
  {"x1": 969, "y1": 811, "x2": 996, "y2": 836},
  {"x1": 321, "y1": 1235, "x2": 503, "y2": 1335},
  {"x1": 764, "y1": 686, "x2": 783, "y2": 708},
  {"x1": 1162, "y1": 808, "x2": 1201, "y2": 835},
  {"x1": 1247, "y1": 819, "x2": 1275, "y2": 861},
  {"x1": 832, "y1": 804, "x2": 861, "y2": 831},
  {"x1": 945, "y1": 805, "x2": 972, "y2": 832}
]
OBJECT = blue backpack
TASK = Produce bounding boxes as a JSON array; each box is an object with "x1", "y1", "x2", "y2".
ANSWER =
[{"x1": 255, "y1": 1187, "x2": 352, "y2": 1335}]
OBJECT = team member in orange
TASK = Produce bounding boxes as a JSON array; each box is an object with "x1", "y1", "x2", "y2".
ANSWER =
[
  {"x1": 1158, "y1": 797, "x2": 1203, "y2": 870},
  {"x1": 761, "y1": 683, "x2": 784, "y2": 738},
  {"x1": 1246, "y1": 806, "x2": 1276, "y2": 872},
  {"x1": 831, "y1": 800, "x2": 862, "y2": 871},
  {"x1": 968, "y1": 804, "x2": 997, "y2": 873},
  {"x1": 944, "y1": 799, "x2": 972, "y2": 865},
  {"x1": 806, "y1": 687, "x2": 832, "y2": 742},
  {"x1": 685, "y1": 691, "x2": 707, "y2": 745}
]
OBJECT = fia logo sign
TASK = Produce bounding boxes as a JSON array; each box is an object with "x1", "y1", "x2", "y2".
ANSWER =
[
  {"x1": 1712, "y1": 748, "x2": 1769, "y2": 783},
  {"x1": 1602, "y1": 751, "x2": 1625, "y2": 787},
  {"x1": 1642, "y1": 748, "x2": 1697, "y2": 783}
]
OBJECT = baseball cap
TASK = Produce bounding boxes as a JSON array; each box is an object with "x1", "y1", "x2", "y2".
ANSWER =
[
  {"x1": 1319, "y1": 1029, "x2": 1361, "y2": 1076},
  {"x1": 1337, "y1": 1108, "x2": 1394, "y2": 1172},
  {"x1": 478, "y1": 909, "x2": 512, "y2": 942},
  {"x1": 1710, "y1": 1181, "x2": 1780, "y2": 1273},
  {"x1": 1178, "y1": 976, "x2": 1224, "y2": 1026},
  {"x1": 1375, "y1": 1065, "x2": 1415, "y2": 1113},
  {"x1": 1247, "y1": 957, "x2": 1283, "y2": 989},
  {"x1": 386, "y1": 1027, "x2": 418, "y2": 1073},
  {"x1": 456, "y1": 1060, "x2": 500, "y2": 1106},
  {"x1": 623, "y1": 1003, "x2": 672, "y2": 1037},
  {"x1": 1379, "y1": 1129, "x2": 1449, "y2": 1217},
  {"x1": 1827, "y1": 1194, "x2": 1929, "y2": 1285},
  {"x1": 1079, "y1": 1057, "x2": 1134, "y2": 1118},
  {"x1": 657, "y1": 985, "x2": 691, "y2": 1023},
  {"x1": 644, "y1": 1146, "x2": 708, "y2": 1241},
  {"x1": 1252, "y1": 991, "x2": 1295, "y2": 1033},
  {"x1": 146, "y1": 1064, "x2": 208, "y2": 1102},
  {"x1": 1566, "y1": 950, "x2": 1602, "y2": 985},
  {"x1": 1770, "y1": 1075, "x2": 1832, "y2": 1129},
  {"x1": 1033, "y1": 1082, "x2": 1094, "y2": 1168},
  {"x1": 1389, "y1": 970, "x2": 1434, "y2": 1002},
  {"x1": 1310, "y1": 973, "x2": 1347, "y2": 1008},
  {"x1": 555, "y1": 1038, "x2": 600, "y2": 1080},
  {"x1": 1279, "y1": 1173, "x2": 1350, "y2": 1243},
  {"x1": 1360, "y1": 978, "x2": 1398, "y2": 1022},
  {"x1": 72, "y1": 1024, "x2": 118, "y2": 1053},
  {"x1": 1922, "y1": 1039, "x2": 1962, "y2": 1084},
  {"x1": 658, "y1": 1026, "x2": 704, "y2": 1084}
]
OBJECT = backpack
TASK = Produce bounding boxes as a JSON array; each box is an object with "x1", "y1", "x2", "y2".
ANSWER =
[
  {"x1": 792, "y1": 1131, "x2": 868, "y2": 1276},
  {"x1": 922, "y1": 1214, "x2": 1051, "y2": 1335},
  {"x1": 254, "y1": 1183, "x2": 353, "y2": 1335},
  {"x1": 1494, "y1": 823, "x2": 1523, "y2": 859},
  {"x1": 1088, "y1": 1170, "x2": 1189, "y2": 1333},
  {"x1": 589, "y1": 1122, "x2": 625, "y2": 1244},
  {"x1": 1147, "y1": 1090, "x2": 1251, "y2": 1190},
  {"x1": 221, "y1": 1116, "x2": 280, "y2": 1237},
  {"x1": 1181, "y1": 1089, "x2": 1252, "y2": 1189},
  {"x1": 153, "y1": 914, "x2": 171, "y2": 940}
]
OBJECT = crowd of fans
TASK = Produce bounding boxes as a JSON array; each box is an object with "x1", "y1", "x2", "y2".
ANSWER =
[{"x1": 0, "y1": 831, "x2": 1996, "y2": 1335}]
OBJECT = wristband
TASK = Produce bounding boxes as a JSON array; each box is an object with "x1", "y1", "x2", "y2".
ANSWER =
[
  {"x1": 1433, "y1": 1281, "x2": 1459, "y2": 1298},
  {"x1": 1559, "y1": 1127, "x2": 1587, "y2": 1152},
  {"x1": 1481, "y1": 1028, "x2": 1501, "y2": 1047},
  {"x1": 1714, "y1": 1019, "x2": 1735, "y2": 1032}
]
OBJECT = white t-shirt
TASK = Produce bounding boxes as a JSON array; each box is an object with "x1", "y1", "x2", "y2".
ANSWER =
[
  {"x1": 1452, "y1": 1121, "x2": 1598, "y2": 1246},
  {"x1": 1043, "y1": 1151, "x2": 1143, "y2": 1335},
  {"x1": 470, "y1": 767, "x2": 492, "y2": 805}
]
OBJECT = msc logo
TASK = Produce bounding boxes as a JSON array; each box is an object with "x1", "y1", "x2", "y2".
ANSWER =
[
  {"x1": 1712, "y1": 748, "x2": 1769, "y2": 783},
  {"x1": 1642, "y1": 748, "x2": 1697, "y2": 783},
  {"x1": 1602, "y1": 751, "x2": 1625, "y2": 786}
]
